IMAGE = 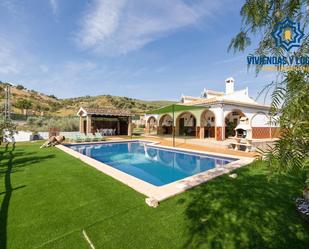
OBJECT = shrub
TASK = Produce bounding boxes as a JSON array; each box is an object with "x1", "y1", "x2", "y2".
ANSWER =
[
  {"x1": 27, "y1": 117, "x2": 37, "y2": 126},
  {"x1": 16, "y1": 84, "x2": 25, "y2": 90},
  {"x1": 23, "y1": 116, "x2": 79, "y2": 132},
  {"x1": 48, "y1": 94, "x2": 57, "y2": 99}
]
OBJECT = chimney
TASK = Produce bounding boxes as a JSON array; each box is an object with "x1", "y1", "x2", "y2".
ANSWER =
[{"x1": 225, "y1": 77, "x2": 234, "y2": 94}]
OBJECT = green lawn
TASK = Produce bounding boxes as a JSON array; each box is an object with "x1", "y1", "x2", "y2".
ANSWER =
[{"x1": 0, "y1": 142, "x2": 308, "y2": 249}]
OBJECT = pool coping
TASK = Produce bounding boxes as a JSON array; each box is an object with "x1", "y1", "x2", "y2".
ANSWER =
[{"x1": 56, "y1": 139, "x2": 254, "y2": 205}]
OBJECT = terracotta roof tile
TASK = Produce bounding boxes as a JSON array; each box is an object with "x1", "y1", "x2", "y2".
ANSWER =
[{"x1": 81, "y1": 107, "x2": 133, "y2": 116}]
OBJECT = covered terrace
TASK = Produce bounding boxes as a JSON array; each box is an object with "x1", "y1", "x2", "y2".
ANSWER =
[
  {"x1": 77, "y1": 107, "x2": 133, "y2": 136},
  {"x1": 146, "y1": 104, "x2": 216, "y2": 142}
]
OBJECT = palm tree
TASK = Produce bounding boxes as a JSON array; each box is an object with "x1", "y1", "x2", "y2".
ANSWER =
[{"x1": 230, "y1": 0, "x2": 309, "y2": 176}]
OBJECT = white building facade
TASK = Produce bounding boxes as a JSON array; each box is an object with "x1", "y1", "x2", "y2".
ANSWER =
[{"x1": 145, "y1": 78, "x2": 280, "y2": 141}]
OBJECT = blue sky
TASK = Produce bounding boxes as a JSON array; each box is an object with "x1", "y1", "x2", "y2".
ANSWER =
[{"x1": 0, "y1": 0, "x2": 277, "y2": 102}]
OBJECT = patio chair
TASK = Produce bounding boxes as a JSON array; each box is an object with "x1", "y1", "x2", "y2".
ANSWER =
[{"x1": 102, "y1": 129, "x2": 108, "y2": 136}]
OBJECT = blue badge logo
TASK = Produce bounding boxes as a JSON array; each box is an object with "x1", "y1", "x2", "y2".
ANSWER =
[{"x1": 272, "y1": 18, "x2": 304, "y2": 51}]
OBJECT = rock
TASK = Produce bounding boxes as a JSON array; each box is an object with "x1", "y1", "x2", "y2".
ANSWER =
[
  {"x1": 145, "y1": 197, "x2": 159, "y2": 208},
  {"x1": 229, "y1": 173, "x2": 238, "y2": 179},
  {"x1": 40, "y1": 135, "x2": 65, "y2": 148},
  {"x1": 55, "y1": 135, "x2": 65, "y2": 144}
]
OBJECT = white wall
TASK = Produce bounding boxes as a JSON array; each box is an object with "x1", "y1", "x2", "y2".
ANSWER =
[
  {"x1": 4, "y1": 131, "x2": 81, "y2": 142},
  {"x1": 210, "y1": 106, "x2": 224, "y2": 127},
  {"x1": 4, "y1": 131, "x2": 32, "y2": 142}
]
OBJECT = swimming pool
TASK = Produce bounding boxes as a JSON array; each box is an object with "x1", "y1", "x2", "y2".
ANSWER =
[{"x1": 66, "y1": 141, "x2": 237, "y2": 186}]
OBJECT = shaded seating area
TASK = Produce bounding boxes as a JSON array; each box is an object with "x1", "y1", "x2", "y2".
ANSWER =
[
  {"x1": 77, "y1": 107, "x2": 133, "y2": 137},
  {"x1": 99, "y1": 128, "x2": 116, "y2": 136}
]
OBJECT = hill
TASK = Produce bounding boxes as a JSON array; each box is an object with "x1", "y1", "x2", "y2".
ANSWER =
[{"x1": 0, "y1": 82, "x2": 176, "y2": 117}]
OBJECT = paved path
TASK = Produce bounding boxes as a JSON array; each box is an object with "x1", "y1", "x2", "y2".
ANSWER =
[{"x1": 139, "y1": 136, "x2": 257, "y2": 158}]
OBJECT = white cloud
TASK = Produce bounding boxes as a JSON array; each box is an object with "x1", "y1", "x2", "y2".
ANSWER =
[
  {"x1": 29, "y1": 61, "x2": 99, "y2": 97},
  {"x1": 49, "y1": 0, "x2": 59, "y2": 16},
  {"x1": 76, "y1": 0, "x2": 227, "y2": 55}
]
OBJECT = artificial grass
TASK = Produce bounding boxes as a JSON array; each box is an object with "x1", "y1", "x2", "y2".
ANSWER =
[{"x1": 0, "y1": 142, "x2": 308, "y2": 249}]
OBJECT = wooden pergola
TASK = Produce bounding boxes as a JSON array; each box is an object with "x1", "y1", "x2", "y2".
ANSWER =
[{"x1": 77, "y1": 107, "x2": 133, "y2": 136}]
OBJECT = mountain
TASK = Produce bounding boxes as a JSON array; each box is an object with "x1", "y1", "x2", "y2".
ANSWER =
[{"x1": 0, "y1": 82, "x2": 175, "y2": 117}]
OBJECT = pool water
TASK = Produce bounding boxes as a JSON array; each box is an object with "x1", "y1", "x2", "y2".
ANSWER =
[{"x1": 67, "y1": 141, "x2": 237, "y2": 186}]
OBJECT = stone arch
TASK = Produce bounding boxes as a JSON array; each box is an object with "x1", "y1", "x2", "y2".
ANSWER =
[
  {"x1": 200, "y1": 109, "x2": 216, "y2": 138},
  {"x1": 175, "y1": 112, "x2": 197, "y2": 136},
  {"x1": 250, "y1": 112, "x2": 269, "y2": 127},
  {"x1": 224, "y1": 109, "x2": 246, "y2": 138},
  {"x1": 146, "y1": 116, "x2": 157, "y2": 134},
  {"x1": 158, "y1": 114, "x2": 173, "y2": 135}
]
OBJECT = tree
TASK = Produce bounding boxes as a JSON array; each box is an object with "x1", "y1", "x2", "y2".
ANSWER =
[
  {"x1": 15, "y1": 98, "x2": 32, "y2": 116},
  {"x1": 230, "y1": 0, "x2": 309, "y2": 176},
  {"x1": 229, "y1": 0, "x2": 308, "y2": 57},
  {"x1": 16, "y1": 84, "x2": 25, "y2": 90},
  {"x1": 262, "y1": 70, "x2": 309, "y2": 175},
  {"x1": 0, "y1": 117, "x2": 17, "y2": 144},
  {"x1": 47, "y1": 94, "x2": 57, "y2": 99}
]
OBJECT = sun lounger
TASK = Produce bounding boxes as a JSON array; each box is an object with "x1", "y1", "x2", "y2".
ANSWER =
[
  {"x1": 72, "y1": 135, "x2": 84, "y2": 143},
  {"x1": 82, "y1": 134, "x2": 91, "y2": 142},
  {"x1": 95, "y1": 133, "x2": 106, "y2": 141},
  {"x1": 88, "y1": 134, "x2": 99, "y2": 142}
]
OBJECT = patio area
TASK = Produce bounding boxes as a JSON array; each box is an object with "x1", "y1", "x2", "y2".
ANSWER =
[{"x1": 141, "y1": 135, "x2": 276, "y2": 156}]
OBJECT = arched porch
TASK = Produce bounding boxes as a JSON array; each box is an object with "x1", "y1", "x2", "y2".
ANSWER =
[
  {"x1": 175, "y1": 112, "x2": 197, "y2": 137},
  {"x1": 146, "y1": 116, "x2": 157, "y2": 135},
  {"x1": 200, "y1": 110, "x2": 216, "y2": 139},
  {"x1": 158, "y1": 114, "x2": 173, "y2": 135},
  {"x1": 224, "y1": 109, "x2": 246, "y2": 138}
]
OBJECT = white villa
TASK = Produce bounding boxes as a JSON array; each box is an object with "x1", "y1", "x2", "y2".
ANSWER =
[{"x1": 145, "y1": 77, "x2": 280, "y2": 141}]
